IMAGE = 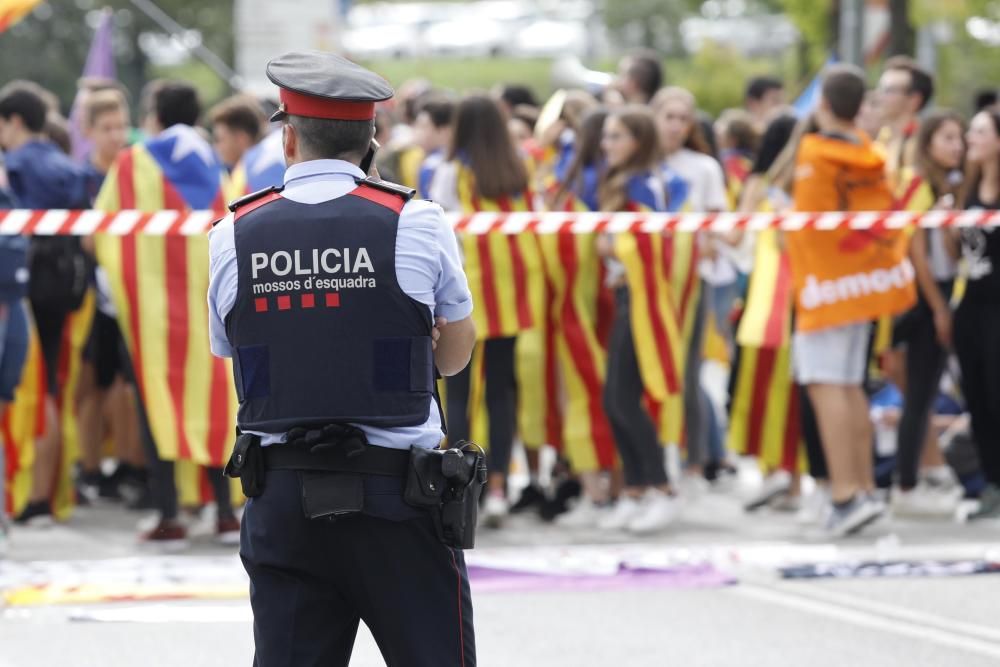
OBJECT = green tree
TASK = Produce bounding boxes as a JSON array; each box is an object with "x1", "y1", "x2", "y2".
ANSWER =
[{"x1": 0, "y1": 0, "x2": 235, "y2": 115}]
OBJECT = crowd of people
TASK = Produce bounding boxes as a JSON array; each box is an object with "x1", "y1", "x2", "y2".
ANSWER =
[{"x1": 0, "y1": 49, "x2": 998, "y2": 554}]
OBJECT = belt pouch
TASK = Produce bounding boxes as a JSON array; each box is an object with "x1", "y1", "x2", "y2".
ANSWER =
[
  {"x1": 300, "y1": 471, "x2": 364, "y2": 519},
  {"x1": 225, "y1": 433, "x2": 265, "y2": 498},
  {"x1": 404, "y1": 447, "x2": 446, "y2": 508}
]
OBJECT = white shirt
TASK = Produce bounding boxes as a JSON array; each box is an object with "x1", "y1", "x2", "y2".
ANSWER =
[
  {"x1": 207, "y1": 159, "x2": 473, "y2": 449},
  {"x1": 664, "y1": 148, "x2": 728, "y2": 213}
]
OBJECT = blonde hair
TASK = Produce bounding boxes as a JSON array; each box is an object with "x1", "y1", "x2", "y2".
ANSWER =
[{"x1": 84, "y1": 88, "x2": 129, "y2": 128}]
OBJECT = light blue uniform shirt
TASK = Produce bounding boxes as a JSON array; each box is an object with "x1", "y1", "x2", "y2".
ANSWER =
[{"x1": 207, "y1": 159, "x2": 473, "y2": 450}]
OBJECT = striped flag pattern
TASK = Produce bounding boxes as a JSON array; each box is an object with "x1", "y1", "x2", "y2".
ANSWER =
[
  {"x1": 538, "y1": 232, "x2": 617, "y2": 471},
  {"x1": 93, "y1": 127, "x2": 235, "y2": 467},
  {"x1": 2, "y1": 318, "x2": 45, "y2": 516},
  {"x1": 728, "y1": 230, "x2": 801, "y2": 472}
]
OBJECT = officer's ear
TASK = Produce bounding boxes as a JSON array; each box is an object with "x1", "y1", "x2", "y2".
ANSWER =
[{"x1": 282, "y1": 122, "x2": 299, "y2": 165}]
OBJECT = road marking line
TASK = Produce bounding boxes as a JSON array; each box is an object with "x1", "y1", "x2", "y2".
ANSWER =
[
  {"x1": 768, "y1": 582, "x2": 1000, "y2": 643},
  {"x1": 732, "y1": 584, "x2": 1000, "y2": 660}
]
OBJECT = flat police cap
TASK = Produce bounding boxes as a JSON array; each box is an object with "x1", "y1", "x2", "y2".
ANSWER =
[{"x1": 266, "y1": 51, "x2": 394, "y2": 122}]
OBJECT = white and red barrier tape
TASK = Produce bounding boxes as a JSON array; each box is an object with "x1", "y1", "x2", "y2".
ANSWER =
[{"x1": 0, "y1": 209, "x2": 999, "y2": 236}]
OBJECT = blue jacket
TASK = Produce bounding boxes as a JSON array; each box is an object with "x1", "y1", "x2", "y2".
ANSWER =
[{"x1": 4, "y1": 139, "x2": 88, "y2": 209}]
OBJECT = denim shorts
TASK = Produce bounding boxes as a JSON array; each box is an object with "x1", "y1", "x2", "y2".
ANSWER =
[{"x1": 0, "y1": 300, "x2": 30, "y2": 402}]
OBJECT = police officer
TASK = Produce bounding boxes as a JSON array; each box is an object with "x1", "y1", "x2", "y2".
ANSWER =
[{"x1": 207, "y1": 51, "x2": 478, "y2": 666}]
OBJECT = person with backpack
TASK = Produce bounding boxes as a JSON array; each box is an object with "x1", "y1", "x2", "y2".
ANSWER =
[{"x1": 0, "y1": 80, "x2": 90, "y2": 526}]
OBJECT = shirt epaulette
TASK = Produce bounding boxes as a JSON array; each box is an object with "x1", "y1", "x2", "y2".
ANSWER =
[
  {"x1": 354, "y1": 177, "x2": 416, "y2": 201},
  {"x1": 227, "y1": 184, "x2": 286, "y2": 213}
]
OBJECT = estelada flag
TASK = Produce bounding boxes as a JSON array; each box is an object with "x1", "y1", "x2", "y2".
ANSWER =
[
  {"x1": 94, "y1": 126, "x2": 236, "y2": 466},
  {"x1": 0, "y1": 0, "x2": 41, "y2": 32},
  {"x1": 225, "y1": 130, "x2": 285, "y2": 200},
  {"x1": 787, "y1": 133, "x2": 916, "y2": 333}
]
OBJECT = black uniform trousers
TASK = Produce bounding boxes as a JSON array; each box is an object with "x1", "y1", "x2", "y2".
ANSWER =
[{"x1": 241, "y1": 469, "x2": 476, "y2": 667}]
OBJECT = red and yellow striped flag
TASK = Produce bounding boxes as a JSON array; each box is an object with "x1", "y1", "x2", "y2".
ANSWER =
[
  {"x1": 727, "y1": 345, "x2": 804, "y2": 473},
  {"x1": 539, "y1": 232, "x2": 617, "y2": 472},
  {"x1": 614, "y1": 231, "x2": 684, "y2": 403},
  {"x1": 48, "y1": 290, "x2": 97, "y2": 520},
  {"x1": 728, "y1": 230, "x2": 802, "y2": 472},
  {"x1": 2, "y1": 314, "x2": 45, "y2": 516},
  {"x1": 456, "y1": 162, "x2": 540, "y2": 340}
]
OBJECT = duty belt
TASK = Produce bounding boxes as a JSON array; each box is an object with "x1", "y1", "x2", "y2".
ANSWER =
[{"x1": 264, "y1": 441, "x2": 410, "y2": 477}]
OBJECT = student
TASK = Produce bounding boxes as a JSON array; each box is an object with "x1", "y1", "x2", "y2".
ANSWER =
[
  {"x1": 954, "y1": 109, "x2": 1000, "y2": 520},
  {"x1": 94, "y1": 80, "x2": 237, "y2": 548},
  {"x1": 786, "y1": 64, "x2": 916, "y2": 537},
  {"x1": 550, "y1": 108, "x2": 608, "y2": 213},
  {"x1": 890, "y1": 110, "x2": 966, "y2": 516},
  {"x1": 430, "y1": 95, "x2": 536, "y2": 527},
  {"x1": 208, "y1": 94, "x2": 266, "y2": 171},
  {"x1": 76, "y1": 87, "x2": 143, "y2": 504},
  {"x1": 0, "y1": 80, "x2": 89, "y2": 526},
  {"x1": 0, "y1": 186, "x2": 30, "y2": 548},
  {"x1": 412, "y1": 95, "x2": 454, "y2": 200},
  {"x1": 876, "y1": 56, "x2": 934, "y2": 189},
  {"x1": 597, "y1": 106, "x2": 686, "y2": 533},
  {"x1": 744, "y1": 75, "x2": 785, "y2": 132},
  {"x1": 651, "y1": 86, "x2": 727, "y2": 485}
]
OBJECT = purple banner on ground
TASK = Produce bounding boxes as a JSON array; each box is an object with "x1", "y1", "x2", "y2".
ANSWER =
[{"x1": 468, "y1": 563, "x2": 736, "y2": 593}]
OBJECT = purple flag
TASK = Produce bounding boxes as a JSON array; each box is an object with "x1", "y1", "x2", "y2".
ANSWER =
[{"x1": 70, "y1": 9, "x2": 117, "y2": 162}]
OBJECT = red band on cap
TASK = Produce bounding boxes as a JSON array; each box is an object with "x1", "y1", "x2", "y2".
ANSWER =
[{"x1": 278, "y1": 88, "x2": 375, "y2": 121}]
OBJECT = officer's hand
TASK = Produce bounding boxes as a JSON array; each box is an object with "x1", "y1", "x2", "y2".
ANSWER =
[{"x1": 432, "y1": 317, "x2": 446, "y2": 351}]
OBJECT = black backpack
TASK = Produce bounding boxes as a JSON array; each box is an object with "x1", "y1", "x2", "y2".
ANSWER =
[{"x1": 28, "y1": 236, "x2": 91, "y2": 313}]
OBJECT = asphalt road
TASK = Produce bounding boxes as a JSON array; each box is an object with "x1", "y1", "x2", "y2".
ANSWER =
[{"x1": 3, "y1": 474, "x2": 1000, "y2": 667}]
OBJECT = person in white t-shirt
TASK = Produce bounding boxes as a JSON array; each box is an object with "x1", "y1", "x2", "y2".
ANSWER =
[{"x1": 651, "y1": 86, "x2": 730, "y2": 485}]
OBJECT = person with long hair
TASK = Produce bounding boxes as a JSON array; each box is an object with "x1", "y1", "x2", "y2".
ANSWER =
[
  {"x1": 650, "y1": 86, "x2": 726, "y2": 488},
  {"x1": 549, "y1": 108, "x2": 608, "y2": 212},
  {"x1": 430, "y1": 94, "x2": 536, "y2": 527},
  {"x1": 890, "y1": 110, "x2": 965, "y2": 516},
  {"x1": 954, "y1": 109, "x2": 1000, "y2": 520},
  {"x1": 595, "y1": 106, "x2": 686, "y2": 533}
]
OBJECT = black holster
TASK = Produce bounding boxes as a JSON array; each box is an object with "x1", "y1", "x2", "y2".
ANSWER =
[
  {"x1": 404, "y1": 442, "x2": 487, "y2": 549},
  {"x1": 225, "y1": 432, "x2": 265, "y2": 497}
]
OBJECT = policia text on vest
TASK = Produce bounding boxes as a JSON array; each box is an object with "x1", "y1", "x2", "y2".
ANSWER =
[{"x1": 249, "y1": 247, "x2": 377, "y2": 295}]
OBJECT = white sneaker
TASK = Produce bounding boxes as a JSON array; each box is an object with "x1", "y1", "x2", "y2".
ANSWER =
[
  {"x1": 481, "y1": 494, "x2": 509, "y2": 529},
  {"x1": 892, "y1": 482, "x2": 962, "y2": 518},
  {"x1": 555, "y1": 497, "x2": 604, "y2": 528},
  {"x1": 822, "y1": 495, "x2": 885, "y2": 539},
  {"x1": 598, "y1": 494, "x2": 645, "y2": 530},
  {"x1": 796, "y1": 486, "x2": 831, "y2": 526},
  {"x1": 627, "y1": 490, "x2": 680, "y2": 534},
  {"x1": 744, "y1": 470, "x2": 792, "y2": 512}
]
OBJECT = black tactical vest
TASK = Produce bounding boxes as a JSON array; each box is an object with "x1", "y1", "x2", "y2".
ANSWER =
[{"x1": 225, "y1": 180, "x2": 435, "y2": 433}]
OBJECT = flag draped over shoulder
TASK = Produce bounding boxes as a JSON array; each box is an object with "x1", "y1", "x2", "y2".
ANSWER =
[
  {"x1": 94, "y1": 126, "x2": 236, "y2": 466},
  {"x1": 0, "y1": 0, "x2": 41, "y2": 32},
  {"x1": 455, "y1": 162, "x2": 540, "y2": 340},
  {"x1": 538, "y1": 232, "x2": 616, "y2": 471}
]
